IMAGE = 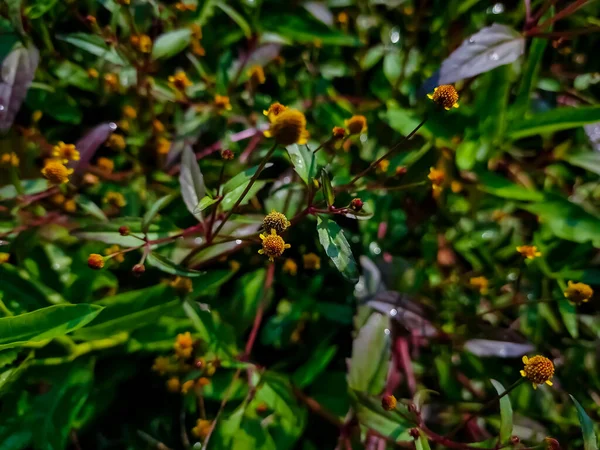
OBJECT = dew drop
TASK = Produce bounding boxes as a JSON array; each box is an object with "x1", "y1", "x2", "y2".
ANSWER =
[
  {"x1": 109, "y1": 122, "x2": 117, "y2": 130},
  {"x1": 491, "y1": 3, "x2": 505, "y2": 14},
  {"x1": 360, "y1": 133, "x2": 367, "y2": 143},
  {"x1": 468, "y1": 37, "x2": 476, "y2": 45},
  {"x1": 390, "y1": 28, "x2": 400, "y2": 44},
  {"x1": 0, "y1": 104, "x2": 5, "y2": 111},
  {"x1": 235, "y1": 239, "x2": 242, "y2": 245},
  {"x1": 384, "y1": 328, "x2": 391, "y2": 336},
  {"x1": 489, "y1": 52, "x2": 500, "y2": 61},
  {"x1": 389, "y1": 308, "x2": 398, "y2": 317},
  {"x1": 194, "y1": 237, "x2": 203, "y2": 244},
  {"x1": 369, "y1": 242, "x2": 381, "y2": 255}
]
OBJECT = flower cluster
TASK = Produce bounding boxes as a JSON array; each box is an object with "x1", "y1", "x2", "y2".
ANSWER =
[{"x1": 259, "y1": 210, "x2": 292, "y2": 262}]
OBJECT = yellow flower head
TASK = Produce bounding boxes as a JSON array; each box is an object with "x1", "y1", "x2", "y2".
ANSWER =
[
  {"x1": 104, "y1": 245, "x2": 124, "y2": 263},
  {"x1": 177, "y1": 2, "x2": 198, "y2": 12},
  {"x1": 344, "y1": 115, "x2": 367, "y2": 135},
  {"x1": 41, "y1": 160, "x2": 73, "y2": 185},
  {"x1": 130, "y1": 34, "x2": 152, "y2": 53},
  {"x1": 87, "y1": 253, "x2": 105, "y2": 270},
  {"x1": 469, "y1": 276, "x2": 489, "y2": 295},
  {"x1": 170, "y1": 276, "x2": 193, "y2": 295},
  {"x1": 520, "y1": 355, "x2": 554, "y2": 389},
  {"x1": 166, "y1": 377, "x2": 181, "y2": 393},
  {"x1": 303, "y1": 253, "x2": 321, "y2": 270},
  {"x1": 197, "y1": 377, "x2": 211, "y2": 387},
  {"x1": 32, "y1": 110, "x2": 43, "y2": 122},
  {"x1": 122, "y1": 105, "x2": 137, "y2": 119},
  {"x1": 152, "y1": 119, "x2": 165, "y2": 134},
  {"x1": 192, "y1": 419, "x2": 212, "y2": 439},
  {"x1": 381, "y1": 394, "x2": 397, "y2": 411},
  {"x1": 332, "y1": 126, "x2": 346, "y2": 139},
  {"x1": 264, "y1": 109, "x2": 308, "y2": 146},
  {"x1": 259, "y1": 229, "x2": 291, "y2": 262},
  {"x1": 52, "y1": 142, "x2": 80, "y2": 163},
  {"x1": 174, "y1": 332, "x2": 194, "y2": 359},
  {"x1": 50, "y1": 193, "x2": 66, "y2": 206},
  {"x1": 377, "y1": 159, "x2": 390, "y2": 173},
  {"x1": 229, "y1": 260, "x2": 240, "y2": 272},
  {"x1": 103, "y1": 191, "x2": 127, "y2": 208},
  {"x1": 63, "y1": 199, "x2": 76, "y2": 213},
  {"x1": 107, "y1": 134, "x2": 126, "y2": 151},
  {"x1": 214, "y1": 94, "x2": 232, "y2": 111},
  {"x1": 104, "y1": 73, "x2": 119, "y2": 91},
  {"x1": 428, "y1": 167, "x2": 445, "y2": 186},
  {"x1": 190, "y1": 23, "x2": 202, "y2": 39},
  {"x1": 152, "y1": 356, "x2": 171, "y2": 375},
  {"x1": 87, "y1": 68, "x2": 99, "y2": 78},
  {"x1": 451, "y1": 180, "x2": 463, "y2": 193},
  {"x1": 0, "y1": 253, "x2": 10, "y2": 264},
  {"x1": 263, "y1": 210, "x2": 290, "y2": 235},
  {"x1": 282, "y1": 258, "x2": 298, "y2": 276},
  {"x1": 96, "y1": 157, "x2": 114, "y2": 173},
  {"x1": 157, "y1": 137, "x2": 171, "y2": 155},
  {"x1": 263, "y1": 102, "x2": 288, "y2": 122},
  {"x1": 1, "y1": 152, "x2": 19, "y2": 167},
  {"x1": 564, "y1": 281, "x2": 593, "y2": 305},
  {"x1": 168, "y1": 71, "x2": 192, "y2": 91},
  {"x1": 247, "y1": 65, "x2": 266, "y2": 85},
  {"x1": 181, "y1": 379, "x2": 196, "y2": 394},
  {"x1": 428, "y1": 85, "x2": 459, "y2": 110},
  {"x1": 516, "y1": 245, "x2": 541, "y2": 260},
  {"x1": 337, "y1": 11, "x2": 349, "y2": 24}
]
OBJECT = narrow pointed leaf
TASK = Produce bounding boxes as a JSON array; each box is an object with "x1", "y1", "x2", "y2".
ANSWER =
[
  {"x1": 179, "y1": 144, "x2": 206, "y2": 221},
  {"x1": 146, "y1": 252, "x2": 204, "y2": 278},
  {"x1": 491, "y1": 379, "x2": 513, "y2": 444},
  {"x1": 570, "y1": 395, "x2": 599, "y2": 450},
  {"x1": 316, "y1": 216, "x2": 359, "y2": 283}
]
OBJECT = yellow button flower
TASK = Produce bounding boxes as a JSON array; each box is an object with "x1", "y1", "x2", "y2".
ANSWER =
[
  {"x1": 263, "y1": 210, "x2": 290, "y2": 235},
  {"x1": 103, "y1": 192, "x2": 126, "y2": 208},
  {"x1": 344, "y1": 115, "x2": 367, "y2": 135},
  {"x1": 107, "y1": 134, "x2": 126, "y2": 151},
  {"x1": 152, "y1": 356, "x2": 171, "y2": 375},
  {"x1": 170, "y1": 276, "x2": 193, "y2": 294},
  {"x1": 516, "y1": 245, "x2": 541, "y2": 260},
  {"x1": 214, "y1": 94, "x2": 232, "y2": 111},
  {"x1": 130, "y1": 34, "x2": 152, "y2": 53},
  {"x1": 470, "y1": 276, "x2": 489, "y2": 295},
  {"x1": 264, "y1": 109, "x2": 308, "y2": 146},
  {"x1": 41, "y1": 160, "x2": 73, "y2": 185},
  {"x1": 166, "y1": 377, "x2": 181, "y2": 393},
  {"x1": 259, "y1": 229, "x2": 291, "y2": 261},
  {"x1": 96, "y1": 157, "x2": 114, "y2": 173},
  {"x1": 104, "y1": 245, "x2": 124, "y2": 263},
  {"x1": 520, "y1": 355, "x2": 554, "y2": 389},
  {"x1": 381, "y1": 394, "x2": 397, "y2": 411},
  {"x1": 1, "y1": 152, "x2": 19, "y2": 167},
  {"x1": 122, "y1": 105, "x2": 137, "y2": 119},
  {"x1": 174, "y1": 332, "x2": 194, "y2": 359},
  {"x1": 87, "y1": 253, "x2": 105, "y2": 270},
  {"x1": 564, "y1": 281, "x2": 593, "y2": 305},
  {"x1": 103, "y1": 73, "x2": 119, "y2": 91},
  {"x1": 263, "y1": 102, "x2": 287, "y2": 122},
  {"x1": 303, "y1": 253, "x2": 321, "y2": 270},
  {"x1": 282, "y1": 258, "x2": 298, "y2": 276},
  {"x1": 428, "y1": 85, "x2": 459, "y2": 110},
  {"x1": 168, "y1": 71, "x2": 192, "y2": 91},
  {"x1": 192, "y1": 419, "x2": 212, "y2": 439},
  {"x1": 428, "y1": 167, "x2": 445, "y2": 186},
  {"x1": 0, "y1": 253, "x2": 10, "y2": 264},
  {"x1": 247, "y1": 65, "x2": 266, "y2": 86},
  {"x1": 157, "y1": 137, "x2": 171, "y2": 155},
  {"x1": 52, "y1": 142, "x2": 80, "y2": 163}
]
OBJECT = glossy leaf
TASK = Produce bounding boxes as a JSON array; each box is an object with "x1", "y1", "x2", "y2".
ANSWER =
[
  {"x1": 351, "y1": 390, "x2": 412, "y2": 442},
  {"x1": 142, "y1": 194, "x2": 176, "y2": 233},
  {"x1": 195, "y1": 195, "x2": 220, "y2": 213},
  {"x1": 347, "y1": 313, "x2": 390, "y2": 394},
  {"x1": 508, "y1": 106, "x2": 600, "y2": 139},
  {"x1": 464, "y1": 339, "x2": 534, "y2": 358},
  {"x1": 179, "y1": 144, "x2": 206, "y2": 221},
  {"x1": 570, "y1": 395, "x2": 599, "y2": 450},
  {"x1": 491, "y1": 379, "x2": 513, "y2": 444},
  {"x1": 316, "y1": 216, "x2": 359, "y2": 283},
  {"x1": 57, "y1": 33, "x2": 126, "y2": 65},
  {"x1": 0, "y1": 44, "x2": 39, "y2": 131},
  {"x1": 74, "y1": 122, "x2": 117, "y2": 172},
  {"x1": 415, "y1": 431, "x2": 432, "y2": 450},
  {"x1": 478, "y1": 172, "x2": 544, "y2": 201},
  {"x1": 151, "y1": 28, "x2": 192, "y2": 60},
  {"x1": 321, "y1": 169, "x2": 335, "y2": 207},
  {"x1": 221, "y1": 180, "x2": 267, "y2": 211},
  {"x1": 286, "y1": 144, "x2": 317, "y2": 185},
  {"x1": 146, "y1": 252, "x2": 203, "y2": 278},
  {"x1": 438, "y1": 24, "x2": 524, "y2": 84},
  {"x1": 216, "y1": 2, "x2": 251, "y2": 38},
  {"x1": 0, "y1": 304, "x2": 103, "y2": 350}
]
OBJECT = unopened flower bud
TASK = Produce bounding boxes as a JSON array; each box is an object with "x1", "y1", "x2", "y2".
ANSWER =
[
  {"x1": 381, "y1": 394, "x2": 397, "y2": 411},
  {"x1": 350, "y1": 198, "x2": 363, "y2": 212},
  {"x1": 119, "y1": 226, "x2": 130, "y2": 236},
  {"x1": 132, "y1": 263, "x2": 145, "y2": 275}
]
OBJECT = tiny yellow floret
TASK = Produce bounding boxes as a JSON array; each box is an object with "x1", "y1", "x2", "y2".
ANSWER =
[
  {"x1": 520, "y1": 355, "x2": 554, "y2": 389},
  {"x1": 344, "y1": 115, "x2": 367, "y2": 135},
  {"x1": 263, "y1": 102, "x2": 287, "y2": 122},
  {"x1": 103, "y1": 192, "x2": 127, "y2": 208},
  {"x1": 259, "y1": 229, "x2": 291, "y2": 262},
  {"x1": 516, "y1": 245, "x2": 541, "y2": 260},
  {"x1": 52, "y1": 142, "x2": 80, "y2": 163},
  {"x1": 303, "y1": 253, "x2": 321, "y2": 270},
  {"x1": 428, "y1": 85, "x2": 459, "y2": 110},
  {"x1": 469, "y1": 276, "x2": 489, "y2": 295},
  {"x1": 564, "y1": 281, "x2": 593, "y2": 305},
  {"x1": 174, "y1": 332, "x2": 194, "y2": 359},
  {"x1": 42, "y1": 160, "x2": 73, "y2": 185}
]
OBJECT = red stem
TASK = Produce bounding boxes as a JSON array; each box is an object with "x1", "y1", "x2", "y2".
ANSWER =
[{"x1": 244, "y1": 263, "x2": 275, "y2": 358}]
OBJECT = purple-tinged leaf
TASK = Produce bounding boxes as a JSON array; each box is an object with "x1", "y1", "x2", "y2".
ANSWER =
[
  {"x1": 585, "y1": 122, "x2": 600, "y2": 152},
  {"x1": 368, "y1": 291, "x2": 437, "y2": 337},
  {"x1": 73, "y1": 122, "x2": 117, "y2": 172},
  {"x1": 179, "y1": 144, "x2": 206, "y2": 222},
  {"x1": 464, "y1": 339, "x2": 534, "y2": 358},
  {"x1": 304, "y1": 2, "x2": 334, "y2": 26},
  {"x1": 438, "y1": 24, "x2": 524, "y2": 85},
  {"x1": 0, "y1": 44, "x2": 39, "y2": 132}
]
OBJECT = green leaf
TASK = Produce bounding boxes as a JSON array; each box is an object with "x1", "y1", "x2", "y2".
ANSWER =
[
  {"x1": 351, "y1": 390, "x2": 412, "y2": 442},
  {"x1": 383, "y1": 52, "x2": 402, "y2": 85},
  {"x1": 316, "y1": 216, "x2": 359, "y2": 283},
  {"x1": 151, "y1": 28, "x2": 192, "y2": 60},
  {"x1": 512, "y1": 37, "x2": 548, "y2": 117},
  {"x1": 361, "y1": 44, "x2": 385, "y2": 70},
  {"x1": 477, "y1": 172, "x2": 544, "y2": 201},
  {"x1": 562, "y1": 152, "x2": 600, "y2": 176},
  {"x1": 490, "y1": 379, "x2": 513, "y2": 444},
  {"x1": 415, "y1": 431, "x2": 432, "y2": 450},
  {"x1": 286, "y1": 144, "x2": 317, "y2": 185},
  {"x1": 292, "y1": 340, "x2": 337, "y2": 388},
  {"x1": 72, "y1": 285, "x2": 177, "y2": 340},
  {"x1": 179, "y1": 144, "x2": 206, "y2": 221},
  {"x1": 6, "y1": 0, "x2": 24, "y2": 35},
  {"x1": 222, "y1": 163, "x2": 272, "y2": 194},
  {"x1": 557, "y1": 297, "x2": 578, "y2": 338},
  {"x1": 0, "y1": 304, "x2": 103, "y2": 350},
  {"x1": 0, "y1": 178, "x2": 47, "y2": 201},
  {"x1": 25, "y1": 0, "x2": 58, "y2": 19},
  {"x1": 195, "y1": 195, "x2": 220, "y2": 213},
  {"x1": 57, "y1": 33, "x2": 126, "y2": 65},
  {"x1": 72, "y1": 217, "x2": 179, "y2": 246},
  {"x1": 570, "y1": 395, "x2": 599, "y2": 450},
  {"x1": 142, "y1": 194, "x2": 176, "y2": 233},
  {"x1": 25, "y1": 87, "x2": 82, "y2": 124},
  {"x1": 221, "y1": 180, "x2": 267, "y2": 211},
  {"x1": 521, "y1": 194, "x2": 600, "y2": 247},
  {"x1": 216, "y1": 2, "x2": 251, "y2": 38},
  {"x1": 260, "y1": 10, "x2": 360, "y2": 46},
  {"x1": 321, "y1": 169, "x2": 335, "y2": 207},
  {"x1": 32, "y1": 362, "x2": 94, "y2": 450},
  {"x1": 508, "y1": 106, "x2": 600, "y2": 139},
  {"x1": 0, "y1": 264, "x2": 66, "y2": 308},
  {"x1": 146, "y1": 252, "x2": 204, "y2": 278},
  {"x1": 348, "y1": 313, "x2": 390, "y2": 394}
]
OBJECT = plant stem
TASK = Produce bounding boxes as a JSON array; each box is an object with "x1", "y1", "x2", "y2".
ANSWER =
[
  {"x1": 344, "y1": 115, "x2": 428, "y2": 188},
  {"x1": 209, "y1": 142, "x2": 277, "y2": 241}
]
